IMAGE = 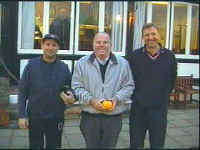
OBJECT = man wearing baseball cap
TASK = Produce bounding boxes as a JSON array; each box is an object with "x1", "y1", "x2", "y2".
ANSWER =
[{"x1": 18, "y1": 33, "x2": 76, "y2": 148}]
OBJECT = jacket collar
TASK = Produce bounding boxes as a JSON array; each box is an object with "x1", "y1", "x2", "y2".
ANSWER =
[{"x1": 89, "y1": 52, "x2": 118, "y2": 64}]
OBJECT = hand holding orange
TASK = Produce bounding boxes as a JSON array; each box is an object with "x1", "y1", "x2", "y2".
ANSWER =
[{"x1": 101, "y1": 100, "x2": 113, "y2": 110}]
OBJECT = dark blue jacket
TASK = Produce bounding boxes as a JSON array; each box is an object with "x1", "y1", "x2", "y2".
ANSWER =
[
  {"x1": 127, "y1": 47, "x2": 177, "y2": 108},
  {"x1": 18, "y1": 57, "x2": 72, "y2": 119}
]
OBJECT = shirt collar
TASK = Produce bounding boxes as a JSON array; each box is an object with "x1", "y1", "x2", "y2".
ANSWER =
[
  {"x1": 89, "y1": 52, "x2": 118, "y2": 64},
  {"x1": 96, "y1": 56, "x2": 110, "y2": 65},
  {"x1": 142, "y1": 46, "x2": 165, "y2": 60}
]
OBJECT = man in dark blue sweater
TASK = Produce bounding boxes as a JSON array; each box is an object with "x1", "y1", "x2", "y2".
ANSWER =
[
  {"x1": 127, "y1": 23, "x2": 177, "y2": 149},
  {"x1": 18, "y1": 34, "x2": 75, "y2": 149}
]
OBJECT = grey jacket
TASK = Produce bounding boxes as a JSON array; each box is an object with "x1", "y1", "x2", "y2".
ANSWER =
[{"x1": 71, "y1": 53, "x2": 135, "y2": 115}]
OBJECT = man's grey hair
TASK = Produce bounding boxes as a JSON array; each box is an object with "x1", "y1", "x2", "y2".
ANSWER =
[
  {"x1": 93, "y1": 32, "x2": 111, "y2": 43},
  {"x1": 142, "y1": 23, "x2": 160, "y2": 36}
]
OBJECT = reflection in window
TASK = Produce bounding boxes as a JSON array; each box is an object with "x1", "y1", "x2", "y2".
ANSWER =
[
  {"x1": 49, "y1": 2, "x2": 71, "y2": 50},
  {"x1": 34, "y1": 2, "x2": 43, "y2": 49},
  {"x1": 190, "y1": 6, "x2": 199, "y2": 55},
  {"x1": 21, "y1": 2, "x2": 44, "y2": 49},
  {"x1": 127, "y1": 1, "x2": 135, "y2": 51},
  {"x1": 79, "y1": 2, "x2": 99, "y2": 51},
  {"x1": 152, "y1": 2, "x2": 168, "y2": 47},
  {"x1": 172, "y1": 4, "x2": 187, "y2": 54},
  {"x1": 105, "y1": 2, "x2": 124, "y2": 52}
]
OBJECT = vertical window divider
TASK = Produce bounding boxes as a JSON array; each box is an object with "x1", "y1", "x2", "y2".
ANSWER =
[
  {"x1": 43, "y1": 2, "x2": 50, "y2": 36},
  {"x1": 166, "y1": 2, "x2": 170, "y2": 49},
  {"x1": 70, "y1": 2, "x2": 75, "y2": 52},
  {"x1": 169, "y1": 2, "x2": 174, "y2": 50},
  {"x1": 185, "y1": 5, "x2": 192, "y2": 55},
  {"x1": 99, "y1": 1, "x2": 105, "y2": 32},
  {"x1": 74, "y1": 2, "x2": 80, "y2": 54},
  {"x1": 17, "y1": 2, "x2": 23, "y2": 52},
  {"x1": 122, "y1": 2, "x2": 128, "y2": 56},
  {"x1": 146, "y1": 2, "x2": 152, "y2": 23}
]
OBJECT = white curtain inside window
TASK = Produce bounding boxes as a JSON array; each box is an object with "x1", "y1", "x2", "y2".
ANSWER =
[
  {"x1": 21, "y1": 2, "x2": 35, "y2": 49},
  {"x1": 111, "y1": 2, "x2": 123, "y2": 51},
  {"x1": 133, "y1": 2, "x2": 146, "y2": 50}
]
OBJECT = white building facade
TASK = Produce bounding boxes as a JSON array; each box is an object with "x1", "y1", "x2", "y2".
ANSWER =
[{"x1": 0, "y1": 1, "x2": 199, "y2": 83}]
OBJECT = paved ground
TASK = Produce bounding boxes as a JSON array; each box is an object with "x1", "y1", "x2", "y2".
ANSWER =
[{"x1": 0, "y1": 107, "x2": 199, "y2": 149}]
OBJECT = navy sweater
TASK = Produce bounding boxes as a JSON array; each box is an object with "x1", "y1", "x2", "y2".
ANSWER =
[
  {"x1": 127, "y1": 47, "x2": 177, "y2": 108},
  {"x1": 18, "y1": 57, "x2": 72, "y2": 119}
]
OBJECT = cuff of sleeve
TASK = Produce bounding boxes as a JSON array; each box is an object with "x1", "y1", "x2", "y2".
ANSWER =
[
  {"x1": 113, "y1": 95, "x2": 120, "y2": 103},
  {"x1": 87, "y1": 96, "x2": 93, "y2": 105}
]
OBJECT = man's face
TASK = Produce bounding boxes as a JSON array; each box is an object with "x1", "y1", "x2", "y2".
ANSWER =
[
  {"x1": 142, "y1": 27, "x2": 161, "y2": 49},
  {"x1": 41, "y1": 39, "x2": 59, "y2": 59},
  {"x1": 93, "y1": 33, "x2": 111, "y2": 60},
  {"x1": 59, "y1": 8, "x2": 68, "y2": 19}
]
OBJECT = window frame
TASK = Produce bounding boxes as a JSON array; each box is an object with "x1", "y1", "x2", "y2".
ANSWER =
[
  {"x1": 171, "y1": 2, "x2": 198, "y2": 59},
  {"x1": 74, "y1": 1, "x2": 128, "y2": 56},
  {"x1": 146, "y1": 1, "x2": 199, "y2": 59},
  {"x1": 17, "y1": 1, "x2": 75, "y2": 55},
  {"x1": 18, "y1": 1, "x2": 128, "y2": 56}
]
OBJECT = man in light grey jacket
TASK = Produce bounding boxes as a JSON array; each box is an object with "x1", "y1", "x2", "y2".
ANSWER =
[{"x1": 72, "y1": 32, "x2": 135, "y2": 149}]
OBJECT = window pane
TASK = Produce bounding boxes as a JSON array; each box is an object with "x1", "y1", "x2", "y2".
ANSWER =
[
  {"x1": 105, "y1": 2, "x2": 124, "y2": 52},
  {"x1": 49, "y1": 2, "x2": 71, "y2": 50},
  {"x1": 172, "y1": 4, "x2": 187, "y2": 54},
  {"x1": 79, "y1": 2, "x2": 99, "y2": 51},
  {"x1": 152, "y1": 3, "x2": 168, "y2": 47},
  {"x1": 35, "y1": 2, "x2": 43, "y2": 49},
  {"x1": 190, "y1": 6, "x2": 199, "y2": 55},
  {"x1": 21, "y1": 2, "x2": 43, "y2": 49}
]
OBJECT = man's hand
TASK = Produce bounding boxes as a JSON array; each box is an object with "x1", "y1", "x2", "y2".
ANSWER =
[
  {"x1": 105, "y1": 99, "x2": 117, "y2": 111},
  {"x1": 18, "y1": 118, "x2": 29, "y2": 129},
  {"x1": 90, "y1": 99, "x2": 117, "y2": 112},
  {"x1": 60, "y1": 91, "x2": 76, "y2": 105}
]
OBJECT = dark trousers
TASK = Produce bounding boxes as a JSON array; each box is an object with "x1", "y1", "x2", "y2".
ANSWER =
[
  {"x1": 129, "y1": 104, "x2": 168, "y2": 149},
  {"x1": 28, "y1": 117, "x2": 64, "y2": 149},
  {"x1": 80, "y1": 111, "x2": 122, "y2": 149}
]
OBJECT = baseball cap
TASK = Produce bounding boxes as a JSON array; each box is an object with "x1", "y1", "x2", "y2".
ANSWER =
[{"x1": 42, "y1": 34, "x2": 60, "y2": 46}]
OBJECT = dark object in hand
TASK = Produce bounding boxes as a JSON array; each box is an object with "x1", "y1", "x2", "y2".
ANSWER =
[
  {"x1": 60, "y1": 85, "x2": 77, "y2": 100},
  {"x1": 61, "y1": 85, "x2": 71, "y2": 96}
]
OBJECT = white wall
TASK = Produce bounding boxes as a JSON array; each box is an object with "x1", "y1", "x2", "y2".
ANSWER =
[{"x1": 177, "y1": 63, "x2": 199, "y2": 78}]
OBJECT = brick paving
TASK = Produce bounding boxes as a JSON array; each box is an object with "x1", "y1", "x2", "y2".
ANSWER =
[
  {"x1": 0, "y1": 107, "x2": 199, "y2": 149},
  {"x1": 0, "y1": 90, "x2": 199, "y2": 149}
]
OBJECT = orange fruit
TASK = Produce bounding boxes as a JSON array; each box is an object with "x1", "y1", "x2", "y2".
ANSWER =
[{"x1": 102, "y1": 100, "x2": 113, "y2": 110}]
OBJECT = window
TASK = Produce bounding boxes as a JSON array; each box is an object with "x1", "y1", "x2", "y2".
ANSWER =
[
  {"x1": 145, "y1": 2, "x2": 170, "y2": 48},
  {"x1": 18, "y1": 1, "x2": 74, "y2": 54},
  {"x1": 78, "y1": 2, "x2": 99, "y2": 51},
  {"x1": 20, "y1": 2, "x2": 44, "y2": 50},
  {"x1": 151, "y1": 2, "x2": 168, "y2": 47},
  {"x1": 144, "y1": 2, "x2": 199, "y2": 59},
  {"x1": 172, "y1": 3, "x2": 187, "y2": 54},
  {"x1": 74, "y1": 1, "x2": 128, "y2": 55},
  {"x1": 35, "y1": 2, "x2": 44, "y2": 49},
  {"x1": 105, "y1": 2, "x2": 126, "y2": 52},
  {"x1": 18, "y1": 1, "x2": 128, "y2": 55},
  {"x1": 49, "y1": 2, "x2": 71, "y2": 50},
  {"x1": 190, "y1": 5, "x2": 199, "y2": 55}
]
